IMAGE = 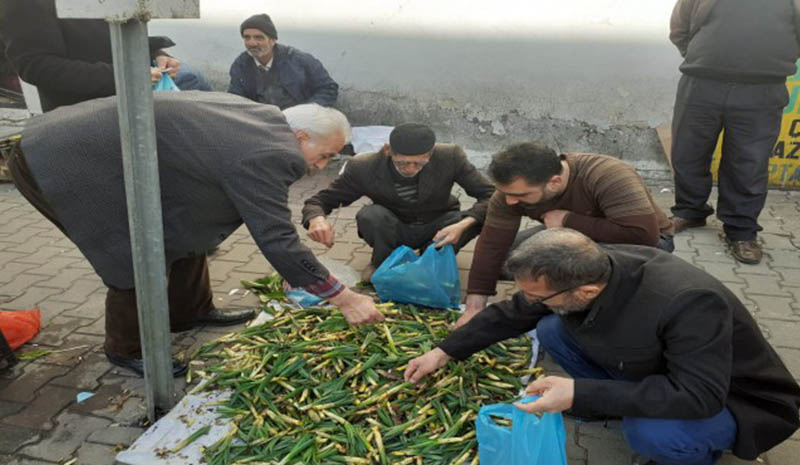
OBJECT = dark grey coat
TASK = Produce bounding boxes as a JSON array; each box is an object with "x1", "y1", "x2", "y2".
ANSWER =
[{"x1": 21, "y1": 91, "x2": 330, "y2": 289}]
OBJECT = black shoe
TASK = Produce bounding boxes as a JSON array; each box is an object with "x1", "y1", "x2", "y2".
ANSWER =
[
  {"x1": 197, "y1": 307, "x2": 256, "y2": 326},
  {"x1": 105, "y1": 350, "x2": 187, "y2": 377},
  {"x1": 172, "y1": 307, "x2": 257, "y2": 332}
]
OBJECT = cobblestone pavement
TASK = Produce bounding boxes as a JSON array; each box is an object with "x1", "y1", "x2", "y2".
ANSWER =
[{"x1": 0, "y1": 168, "x2": 799, "y2": 465}]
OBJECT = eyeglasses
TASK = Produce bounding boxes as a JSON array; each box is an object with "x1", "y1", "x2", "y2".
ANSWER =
[
  {"x1": 523, "y1": 286, "x2": 577, "y2": 306},
  {"x1": 392, "y1": 157, "x2": 430, "y2": 169}
]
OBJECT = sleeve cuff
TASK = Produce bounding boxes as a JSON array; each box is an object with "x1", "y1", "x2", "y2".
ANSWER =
[{"x1": 303, "y1": 275, "x2": 345, "y2": 299}]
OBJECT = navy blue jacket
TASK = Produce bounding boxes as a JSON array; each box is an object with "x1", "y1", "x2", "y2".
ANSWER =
[{"x1": 228, "y1": 44, "x2": 338, "y2": 107}]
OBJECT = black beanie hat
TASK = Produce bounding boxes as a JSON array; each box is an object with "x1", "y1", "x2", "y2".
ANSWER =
[
  {"x1": 389, "y1": 123, "x2": 436, "y2": 156},
  {"x1": 240, "y1": 14, "x2": 278, "y2": 40}
]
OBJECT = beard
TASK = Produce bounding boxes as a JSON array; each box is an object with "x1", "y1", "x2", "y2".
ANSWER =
[
  {"x1": 519, "y1": 188, "x2": 559, "y2": 209},
  {"x1": 247, "y1": 47, "x2": 270, "y2": 59},
  {"x1": 547, "y1": 294, "x2": 589, "y2": 315}
]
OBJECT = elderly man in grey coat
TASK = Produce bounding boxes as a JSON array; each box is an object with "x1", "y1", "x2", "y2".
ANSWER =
[{"x1": 6, "y1": 92, "x2": 383, "y2": 376}]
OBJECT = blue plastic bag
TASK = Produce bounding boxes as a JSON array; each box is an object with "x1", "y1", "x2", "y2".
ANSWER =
[
  {"x1": 286, "y1": 288, "x2": 324, "y2": 307},
  {"x1": 153, "y1": 73, "x2": 180, "y2": 92},
  {"x1": 476, "y1": 397, "x2": 568, "y2": 465},
  {"x1": 371, "y1": 244, "x2": 460, "y2": 309}
]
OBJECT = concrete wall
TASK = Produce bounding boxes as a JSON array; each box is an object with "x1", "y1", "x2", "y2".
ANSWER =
[{"x1": 150, "y1": 1, "x2": 683, "y2": 180}]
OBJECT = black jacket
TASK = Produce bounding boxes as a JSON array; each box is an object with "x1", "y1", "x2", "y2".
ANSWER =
[
  {"x1": 0, "y1": 0, "x2": 173, "y2": 112},
  {"x1": 439, "y1": 245, "x2": 800, "y2": 459},
  {"x1": 301, "y1": 144, "x2": 495, "y2": 227}
]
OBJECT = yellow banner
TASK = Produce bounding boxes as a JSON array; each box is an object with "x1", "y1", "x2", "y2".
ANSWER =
[{"x1": 712, "y1": 61, "x2": 800, "y2": 189}]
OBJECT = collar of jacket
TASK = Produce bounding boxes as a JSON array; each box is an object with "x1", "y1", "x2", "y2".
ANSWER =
[{"x1": 580, "y1": 253, "x2": 621, "y2": 327}]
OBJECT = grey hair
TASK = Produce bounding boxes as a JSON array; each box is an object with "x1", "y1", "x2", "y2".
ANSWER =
[
  {"x1": 282, "y1": 103, "x2": 352, "y2": 143},
  {"x1": 504, "y1": 228, "x2": 611, "y2": 289}
]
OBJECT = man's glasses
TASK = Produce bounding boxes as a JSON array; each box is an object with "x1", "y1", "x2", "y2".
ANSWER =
[{"x1": 523, "y1": 285, "x2": 577, "y2": 306}]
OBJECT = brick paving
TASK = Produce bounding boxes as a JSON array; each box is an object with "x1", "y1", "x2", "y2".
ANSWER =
[{"x1": 0, "y1": 167, "x2": 799, "y2": 464}]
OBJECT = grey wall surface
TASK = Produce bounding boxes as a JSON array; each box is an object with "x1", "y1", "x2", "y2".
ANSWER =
[{"x1": 151, "y1": 22, "x2": 683, "y2": 180}]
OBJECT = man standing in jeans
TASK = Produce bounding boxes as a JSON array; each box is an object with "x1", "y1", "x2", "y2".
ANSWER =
[{"x1": 668, "y1": 0, "x2": 799, "y2": 264}]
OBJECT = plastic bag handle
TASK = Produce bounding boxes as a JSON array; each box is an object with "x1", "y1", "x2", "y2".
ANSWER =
[{"x1": 478, "y1": 403, "x2": 515, "y2": 429}]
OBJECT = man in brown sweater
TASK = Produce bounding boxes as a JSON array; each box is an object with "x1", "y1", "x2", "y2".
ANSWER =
[{"x1": 457, "y1": 142, "x2": 674, "y2": 328}]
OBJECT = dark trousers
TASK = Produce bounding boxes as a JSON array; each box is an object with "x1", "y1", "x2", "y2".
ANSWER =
[
  {"x1": 6, "y1": 142, "x2": 66, "y2": 234},
  {"x1": 356, "y1": 204, "x2": 479, "y2": 267},
  {"x1": 105, "y1": 255, "x2": 214, "y2": 357},
  {"x1": 7, "y1": 144, "x2": 214, "y2": 358},
  {"x1": 670, "y1": 75, "x2": 788, "y2": 241},
  {"x1": 537, "y1": 315, "x2": 737, "y2": 465}
]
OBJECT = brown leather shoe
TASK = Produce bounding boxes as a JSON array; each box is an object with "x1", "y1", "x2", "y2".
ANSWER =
[
  {"x1": 671, "y1": 216, "x2": 706, "y2": 233},
  {"x1": 725, "y1": 238, "x2": 762, "y2": 265}
]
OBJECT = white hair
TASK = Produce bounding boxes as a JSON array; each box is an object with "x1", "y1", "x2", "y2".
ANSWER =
[{"x1": 282, "y1": 103, "x2": 351, "y2": 143}]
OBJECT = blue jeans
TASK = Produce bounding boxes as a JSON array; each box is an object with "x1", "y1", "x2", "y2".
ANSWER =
[
  {"x1": 536, "y1": 315, "x2": 737, "y2": 465},
  {"x1": 173, "y1": 63, "x2": 213, "y2": 91}
]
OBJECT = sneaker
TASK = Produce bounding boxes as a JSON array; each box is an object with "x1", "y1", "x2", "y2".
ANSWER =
[
  {"x1": 725, "y1": 237, "x2": 762, "y2": 265},
  {"x1": 670, "y1": 216, "x2": 706, "y2": 233}
]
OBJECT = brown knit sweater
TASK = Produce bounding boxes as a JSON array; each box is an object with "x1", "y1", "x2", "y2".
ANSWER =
[{"x1": 467, "y1": 153, "x2": 674, "y2": 295}]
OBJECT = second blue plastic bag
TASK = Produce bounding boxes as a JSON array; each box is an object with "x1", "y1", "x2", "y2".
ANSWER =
[
  {"x1": 153, "y1": 73, "x2": 180, "y2": 92},
  {"x1": 476, "y1": 397, "x2": 568, "y2": 465},
  {"x1": 371, "y1": 244, "x2": 460, "y2": 309}
]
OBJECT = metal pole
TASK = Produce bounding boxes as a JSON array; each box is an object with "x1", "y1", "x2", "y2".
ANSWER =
[{"x1": 109, "y1": 19, "x2": 175, "y2": 419}]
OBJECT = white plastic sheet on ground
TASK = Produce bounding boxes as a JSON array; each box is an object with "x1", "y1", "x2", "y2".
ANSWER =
[
  {"x1": 350, "y1": 125, "x2": 393, "y2": 155},
  {"x1": 115, "y1": 387, "x2": 234, "y2": 465}
]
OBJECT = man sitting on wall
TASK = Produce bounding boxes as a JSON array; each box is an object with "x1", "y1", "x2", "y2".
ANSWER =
[
  {"x1": 405, "y1": 228, "x2": 800, "y2": 465},
  {"x1": 302, "y1": 123, "x2": 495, "y2": 282},
  {"x1": 456, "y1": 142, "x2": 675, "y2": 328},
  {"x1": 228, "y1": 13, "x2": 338, "y2": 109}
]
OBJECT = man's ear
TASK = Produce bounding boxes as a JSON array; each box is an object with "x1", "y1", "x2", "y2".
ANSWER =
[
  {"x1": 295, "y1": 130, "x2": 310, "y2": 143},
  {"x1": 547, "y1": 174, "x2": 564, "y2": 191},
  {"x1": 576, "y1": 284, "x2": 603, "y2": 300}
]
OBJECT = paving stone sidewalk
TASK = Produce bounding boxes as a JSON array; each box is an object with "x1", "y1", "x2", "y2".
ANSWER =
[{"x1": 0, "y1": 170, "x2": 799, "y2": 465}]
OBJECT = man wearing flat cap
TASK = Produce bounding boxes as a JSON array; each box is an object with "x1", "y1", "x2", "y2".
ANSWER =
[
  {"x1": 302, "y1": 123, "x2": 495, "y2": 281},
  {"x1": 228, "y1": 13, "x2": 339, "y2": 109}
]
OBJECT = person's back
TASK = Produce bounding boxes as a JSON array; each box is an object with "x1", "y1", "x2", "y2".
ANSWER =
[
  {"x1": 679, "y1": 0, "x2": 798, "y2": 83},
  {"x1": 22, "y1": 91, "x2": 303, "y2": 288},
  {"x1": 590, "y1": 244, "x2": 800, "y2": 458}
]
